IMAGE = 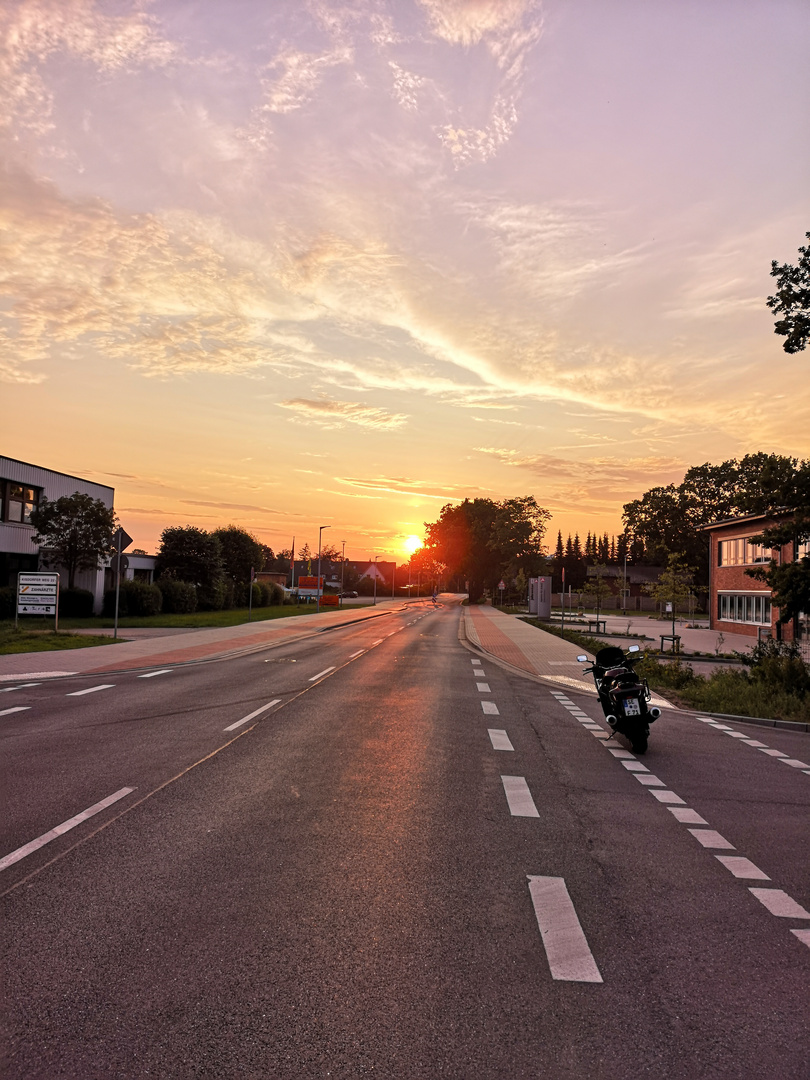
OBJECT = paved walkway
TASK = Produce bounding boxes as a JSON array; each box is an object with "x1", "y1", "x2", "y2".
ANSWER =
[
  {"x1": 462, "y1": 606, "x2": 670, "y2": 707},
  {"x1": 0, "y1": 601, "x2": 408, "y2": 680}
]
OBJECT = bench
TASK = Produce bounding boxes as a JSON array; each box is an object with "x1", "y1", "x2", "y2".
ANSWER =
[
  {"x1": 660, "y1": 634, "x2": 681, "y2": 653},
  {"x1": 587, "y1": 619, "x2": 606, "y2": 634}
]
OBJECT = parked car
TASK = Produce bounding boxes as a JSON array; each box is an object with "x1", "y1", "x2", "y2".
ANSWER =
[{"x1": 339, "y1": 590, "x2": 359, "y2": 598}]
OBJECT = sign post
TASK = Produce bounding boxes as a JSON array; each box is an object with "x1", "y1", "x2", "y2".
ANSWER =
[
  {"x1": 111, "y1": 527, "x2": 133, "y2": 639},
  {"x1": 498, "y1": 579, "x2": 505, "y2": 606},
  {"x1": 17, "y1": 573, "x2": 60, "y2": 631}
]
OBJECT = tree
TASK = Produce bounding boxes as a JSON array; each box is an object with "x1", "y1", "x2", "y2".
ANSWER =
[
  {"x1": 320, "y1": 541, "x2": 343, "y2": 561},
  {"x1": 423, "y1": 495, "x2": 550, "y2": 602},
  {"x1": 767, "y1": 232, "x2": 810, "y2": 353},
  {"x1": 582, "y1": 564, "x2": 614, "y2": 620},
  {"x1": 29, "y1": 492, "x2": 117, "y2": 589},
  {"x1": 156, "y1": 526, "x2": 223, "y2": 588},
  {"x1": 644, "y1": 554, "x2": 697, "y2": 622},
  {"x1": 213, "y1": 526, "x2": 265, "y2": 584},
  {"x1": 297, "y1": 542, "x2": 312, "y2": 561}
]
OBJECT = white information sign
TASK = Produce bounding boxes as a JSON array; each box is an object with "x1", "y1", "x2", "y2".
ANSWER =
[{"x1": 17, "y1": 572, "x2": 59, "y2": 618}]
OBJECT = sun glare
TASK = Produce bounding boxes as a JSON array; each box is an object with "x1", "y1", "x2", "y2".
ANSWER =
[{"x1": 403, "y1": 535, "x2": 423, "y2": 555}]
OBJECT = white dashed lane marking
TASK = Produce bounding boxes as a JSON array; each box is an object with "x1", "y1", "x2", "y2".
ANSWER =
[
  {"x1": 749, "y1": 889, "x2": 810, "y2": 919},
  {"x1": 696, "y1": 717, "x2": 809, "y2": 778},
  {"x1": 715, "y1": 856, "x2": 770, "y2": 880},
  {"x1": 688, "y1": 829, "x2": 735, "y2": 850},
  {"x1": 308, "y1": 667, "x2": 335, "y2": 682},
  {"x1": 476, "y1": 682, "x2": 491, "y2": 692},
  {"x1": 0, "y1": 683, "x2": 40, "y2": 693},
  {"x1": 137, "y1": 669, "x2": 173, "y2": 678},
  {"x1": 0, "y1": 706, "x2": 31, "y2": 717},
  {"x1": 224, "y1": 699, "x2": 281, "y2": 732},
  {"x1": 67, "y1": 684, "x2": 115, "y2": 696},
  {"x1": 488, "y1": 729, "x2": 514, "y2": 751},
  {"x1": 527, "y1": 876, "x2": 603, "y2": 984},
  {"x1": 348, "y1": 650, "x2": 365, "y2": 659},
  {"x1": 501, "y1": 775, "x2": 539, "y2": 817},
  {"x1": 0, "y1": 787, "x2": 136, "y2": 873},
  {"x1": 481, "y1": 701, "x2": 500, "y2": 716}
]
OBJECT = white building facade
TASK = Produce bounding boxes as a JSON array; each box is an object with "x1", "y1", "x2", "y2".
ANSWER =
[{"x1": 1, "y1": 456, "x2": 115, "y2": 612}]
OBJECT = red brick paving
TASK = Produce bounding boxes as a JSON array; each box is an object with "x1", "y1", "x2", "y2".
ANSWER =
[{"x1": 466, "y1": 607, "x2": 537, "y2": 676}]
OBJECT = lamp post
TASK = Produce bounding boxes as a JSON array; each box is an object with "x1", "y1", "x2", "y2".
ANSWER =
[
  {"x1": 373, "y1": 555, "x2": 379, "y2": 606},
  {"x1": 340, "y1": 539, "x2": 346, "y2": 607},
  {"x1": 317, "y1": 525, "x2": 330, "y2": 614}
]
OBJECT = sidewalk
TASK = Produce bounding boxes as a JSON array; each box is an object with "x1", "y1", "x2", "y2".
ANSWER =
[
  {"x1": 462, "y1": 606, "x2": 670, "y2": 707},
  {"x1": 0, "y1": 601, "x2": 408, "y2": 681}
]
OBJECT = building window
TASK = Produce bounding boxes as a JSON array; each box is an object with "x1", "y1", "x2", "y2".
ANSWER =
[
  {"x1": 1, "y1": 481, "x2": 40, "y2": 524},
  {"x1": 717, "y1": 593, "x2": 772, "y2": 625},
  {"x1": 718, "y1": 537, "x2": 772, "y2": 566}
]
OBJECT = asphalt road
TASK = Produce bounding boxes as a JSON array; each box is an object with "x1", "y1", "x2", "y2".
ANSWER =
[{"x1": 2, "y1": 599, "x2": 808, "y2": 1078}]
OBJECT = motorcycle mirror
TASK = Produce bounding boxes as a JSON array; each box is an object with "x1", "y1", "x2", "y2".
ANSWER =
[
  {"x1": 576, "y1": 654, "x2": 588, "y2": 662},
  {"x1": 628, "y1": 645, "x2": 640, "y2": 653}
]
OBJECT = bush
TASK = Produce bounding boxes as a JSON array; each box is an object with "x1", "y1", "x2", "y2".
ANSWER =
[
  {"x1": 269, "y1": 583, "x2": 285, "y2": 605},
  {"x1": 60, "y1": 588, "x2": 95, "y2": 618},
  {"x1": 737, "y1": 639, "x2": 810, "y2": 696},
  {"x1": 103, "y1": 580, "x2": 162, "y2": 617},
  {"x1": 0, "y1": 586, "x2": 14, "y2": 619},
  {"x1": 257, "y1": 582, "x2": 272, "y2": 607},
  {"x1": 157, "y1": 579, "x2": 197, "y2": 614},
  {"x1": 197, "y1": 578, "x2": 228, "y2": 611}
]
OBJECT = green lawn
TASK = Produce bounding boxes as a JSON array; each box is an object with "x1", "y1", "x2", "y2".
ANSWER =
[{"x1": 0, "y1": 626, "x2": 123, "y2": 654}]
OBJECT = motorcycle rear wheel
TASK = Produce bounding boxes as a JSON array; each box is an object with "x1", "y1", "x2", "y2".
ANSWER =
[{"x1": 631, "y1": 733, "x2": 648, "y2": 754}]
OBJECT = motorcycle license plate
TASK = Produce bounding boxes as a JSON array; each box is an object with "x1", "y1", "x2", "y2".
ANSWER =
[{"x1": 623, "y1": 698, "x2": 641, "y2": 716}]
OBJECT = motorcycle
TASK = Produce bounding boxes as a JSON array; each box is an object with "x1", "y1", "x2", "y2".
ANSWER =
[{"x1": 576, "y1": 644, "x2": 660, "y2": 754}]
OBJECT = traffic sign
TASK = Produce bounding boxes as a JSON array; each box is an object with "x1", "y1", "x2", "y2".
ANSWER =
[
  {"x1": 17, "y1": 572, "x2": 59, "y2": 624},
  {"x1": 113, "y1": 527, "x2": 133, "y2": 552},
  {"x1": 111, "y1": 554, "x2": 130, "y2": 576}
]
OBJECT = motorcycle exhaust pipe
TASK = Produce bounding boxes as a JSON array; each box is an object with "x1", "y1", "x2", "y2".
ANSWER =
[
  {"x1": 649, "y1": 707, "x2": 661, "y2": 721},
  {"x1": 606, "y1": 714, "x2": 618, "y2": 728}
]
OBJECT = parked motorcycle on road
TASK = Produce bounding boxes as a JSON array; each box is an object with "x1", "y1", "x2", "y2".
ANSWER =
[{"x1": 577, "y1": 645, "x2": 660, "y2": 754}]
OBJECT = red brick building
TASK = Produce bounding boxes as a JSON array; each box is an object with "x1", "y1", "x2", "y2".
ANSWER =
[{"x1": 703, "y1": 512, "x2": 809, "y2": 642}]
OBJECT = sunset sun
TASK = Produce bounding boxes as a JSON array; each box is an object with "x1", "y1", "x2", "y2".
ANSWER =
[{"x1": 403, "y1": 535, "x2": 423, "y2": 556}]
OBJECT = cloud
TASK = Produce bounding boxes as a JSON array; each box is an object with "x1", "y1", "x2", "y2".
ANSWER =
[
  {"x1": 276, "y1": 397, "x2": 408, "y2": 430},
  {"x1": 335, "y1": 476, "x2": 463, "y2": 501},
  {"x1": 0, "y1": 0, "x2": 176, "y2": 136},
  {"x1": 257, "y1": 45, "x2": 353, "y2": 115},
  {"x1": 417, "y1": 0, "x2": 538, "y2": 48}
]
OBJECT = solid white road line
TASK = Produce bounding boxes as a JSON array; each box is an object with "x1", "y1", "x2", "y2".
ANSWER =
[
  {"x1": 0, "y1": 706, "x2": 31, "y2": 717},
  {"x1": 749, "y1": 889, "x2": 810, "y2": 919},
  {"x1": 138, "y1": 669, "x2": 173, "y2": 678},
  {"x1": 476, "y1": 682, "x2": 491, "y2": 692},
  {"x1": 0, "y1": 683, "x2": 40, "y2": 692},
  {"x1": 527, "y1": 876, "x2": 603, "y2": 983},
  {"x1": 488, "y1": 729, "x2": 514, "y2": 751},
  {"x1": 0, "y1": 787, "x2": 136, "y2": 872},
  {"x1": 688, "y1": 829, "x2": 735, "y2": 850},
  {"x1": 481, "y1": 701, "x2": 500, "y2": 715},
  {"x1": 501, "y1": 775, "x2": 539, "y2": 817},
  {"x1": 67, "y1": 684, "x2": 115, "y2": 696},
  {"x1": 348, "y1": 650, "x2": 365, "y2": 659},
  {"x1": 308, "y1": 667, "x2": 336, "y2": 682},
  {"x1": 715, "y1": 856, "x2": 770, "y2": 880},
  {"x1": 224, "y1": 699, "x2": 281, "y2": 732}
]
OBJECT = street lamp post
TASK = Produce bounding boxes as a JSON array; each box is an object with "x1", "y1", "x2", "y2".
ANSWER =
[
  {"x1": 317, "y1": 525, "x2": 330, "y2": 614},
  {"x1": 373, "y1": 555, "x2": 379, "y2": 606}
]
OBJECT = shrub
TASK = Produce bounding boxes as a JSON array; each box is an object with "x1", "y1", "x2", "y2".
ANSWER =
[
  {"x1": 60, "y1": 588, "x2": 95, "y2": 617},
  {"x1": 157, "y1": 579, "x2": 197, "y2": 614},
  {"x1": 233, "y1": 582, "x2": 248, "y2": 607},
  {"x1": 0, "y1": 586, "x2": 16, "y2": 619},
  {"x1": 197, "y1": 578, "x2": 228, "y2": 611},
  {"x1": 103, "y1": 580, "x2": 162, "y2": 617},
  {"x1": 269, "y1": 583, "x2": 285, "y2": 605},
  {"x1": 258, "y1": 582, "x2": 272, "y2": 607},
  {"x1": 737, "y1": 639, "x2": 810, "y2": 697}
]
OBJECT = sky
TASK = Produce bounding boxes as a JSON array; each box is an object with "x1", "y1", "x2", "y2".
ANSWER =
[{"x1": 2, "y1": 0, "x2": 809, "y2": 562}]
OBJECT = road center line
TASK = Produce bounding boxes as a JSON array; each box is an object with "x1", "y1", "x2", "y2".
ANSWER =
[
  {"x1": 527, "y1": 876, "x2": 603, "y2": 983},
  {"x1": 0, "y1": 683, "x2": 40, "y2": 692},
  {"x1": 501, "y1": 775, "x2": 539, "y2": 817},
  {"x1": 67, "y1": 684, "x2": 115, "y2": 696},
  {"x1": 476, "y1": 682, "x2": 491, "y2": 692},
  {"x1": 481, "y1": 701, "x2": 500, "y2": 715},
  {"x1": 348, "y1": 650, "x2": 364, "y2": 659},
  {"x1": 0, "y1": 706, "x2": 31, "y2": 717},
  {"x1": 308, "y1": 667, "x2": 336, "y2": 682},
  {"x1": 0, "y1": 787, "x2": 136, "y2": 873},
  {"x1": 224, "y1": 699, "x2": 281, "y2": 731},
  {"x1": 137, "y1": 669, "x2": 173, "y2": 678}
]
